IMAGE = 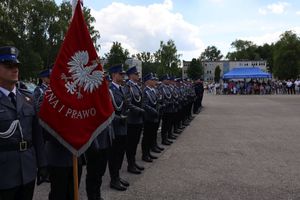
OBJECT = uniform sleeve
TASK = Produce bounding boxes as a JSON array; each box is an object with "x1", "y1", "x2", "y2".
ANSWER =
[{"x1": 32, "y1": 114, "x2": 48, "y2": 168}]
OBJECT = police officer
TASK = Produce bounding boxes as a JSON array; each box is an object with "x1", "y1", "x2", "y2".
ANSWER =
[
  {"x1": 108, "y1": 64, "x2": 129, "y2": 191},
  {"x1": 85, "y1": 74, "x2": 114, "y2": 200},
  {"x1": 0, "y1": 46, "x2": 47, "y2": 200},
  {"x1": 141, "y1": 73, "x2": 159, "y2": 162},
  {"x1": 158, "y1": 75, "x2": 174, "y2": 145},
  {"x1": 33, "y1": 68, "x2": 51, "y2": 113},
  {"x1": 33, "y1": 68, "x2": 83, "y2": 200},
  {"x1": 85, "y1": 125, "x2": 114, "y2": 200},
  {"x1": 124, "y1": 66, "x2": 145, "y2": 174}
]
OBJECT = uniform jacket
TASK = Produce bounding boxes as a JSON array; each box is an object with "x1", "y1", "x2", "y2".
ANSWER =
[
  {"x1": 109, "y1": 83, "x2": 128, "y2": 136},
  {"x1": 158, "y1": 83, "x2": 174, "y2": 113},
  {"x1": 125, "y1": 80, "x2": 144, "y2": 125},
  {"x1": 142, "y1": 86, "x2": 159, "y2": 123},
  {"x1": 33, "y1": 83, "x2": 48, "y2": 113},
  {"x1": 89, "y1": 123, "x2": 114, "y2": 150},
  {"x1": 0, "y1": 90, "x2": 47, "y2": 189}
]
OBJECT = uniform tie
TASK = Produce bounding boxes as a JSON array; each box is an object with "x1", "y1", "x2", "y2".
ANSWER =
[
  {"x1": 119, "y1": 86, "x2": 123, "y2": 94},
  {"x1": 8, "y1": 92, "x2": 16, "y2": 108}
]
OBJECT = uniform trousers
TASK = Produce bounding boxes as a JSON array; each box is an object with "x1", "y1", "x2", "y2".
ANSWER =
[
  {"x1": 86, "y1": 147, "x2": 110, "y2": 200},
  {"x1": 161, "y1": 113, "x2": 173, "y2": 141},
  {"x1": 142, "y1": 121, "x2": 157, "y2": 156},
  {"x1": 48, "y1": 165, "x2": 82, "y2": 200},
  {"x1": 126, "y1": 124, "x2": 143, "y2": 166},
  {"x1": 0, "y1": 180, "x2": 35, "y2": 200},
  {"x1": 150, "y1": 121, "x2": 160, "y2": 149},
  {"x1": 108, "y1": 135, "x2": 127, "y2": 181}
]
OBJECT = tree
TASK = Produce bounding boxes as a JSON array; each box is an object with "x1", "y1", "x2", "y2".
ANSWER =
[
  {"x1": 135, "y1": 52, "x2": 159, "y2": 75},
  {"x1": 154, "y1": 40, "x2": 181, "y2": 77},
  {"x1": 187, "y1": 58, "x2": 203, "y2": 80},
  {"x1": 256, "y1": 43, "x2": 274, "y2": 72},
  {"x1": 200, "y1": 46, "x2": 223, "y2": 61},
  {"x1": 273, "y1": 31, "x2": 300, "y2": 79},
  {"x1": 0, "y1": 0, "x2": 100, "y2": 79},
  {"x1": 104, "y1": 41, "x2": 130, "y2": 70},
  {"x1": 226, "y1": 40, "x2": 260, "y2": 60},
  {"x1": 214, "y1": 65, "x2": 221, "y2": 82},
  {"x1": 135, "y1": 52, "x2": 154, "y2": 63}
]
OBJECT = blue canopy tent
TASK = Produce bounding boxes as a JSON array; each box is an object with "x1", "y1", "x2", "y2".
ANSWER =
[{"x1": 223, "y1": 67, "x2": 272, "y2": 79}]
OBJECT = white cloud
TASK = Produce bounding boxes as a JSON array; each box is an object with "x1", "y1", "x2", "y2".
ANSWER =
[
  {"x1": 90, "y1": 0, "x2": 205, "y2": 60},
  {"x1": 296, "y1": 11, "x2": 300, "y2": 15},
  {"x1": 240, "y1": 27, "x2": 300, "y2": 46},
  {"x1": 259, "y1": 2, "x2": 290, "y2": 15}
]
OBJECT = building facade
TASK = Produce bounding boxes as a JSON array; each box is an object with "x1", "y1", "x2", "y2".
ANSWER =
[{"x1": 182, "y1": 60, "x2": 268, "y2": 82}]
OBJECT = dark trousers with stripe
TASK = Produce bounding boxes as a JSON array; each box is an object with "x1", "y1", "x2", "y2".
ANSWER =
[
  {"x1": 142, "y1": 121, "x2": 157, "y2": 156},
  {"x1": 108, "y1": 135, "x2": 127, "y2": 181},
  {"x1": 126, "y1": 124, "x2": 143, "y2": 166},
  {"x1": 86, "y1": 147, "x2": 110, "y2": 200}
]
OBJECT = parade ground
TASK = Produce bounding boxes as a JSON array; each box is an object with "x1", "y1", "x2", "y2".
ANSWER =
[{"x1": 34, "y1": 95, "x2": 300, "y2": 200}]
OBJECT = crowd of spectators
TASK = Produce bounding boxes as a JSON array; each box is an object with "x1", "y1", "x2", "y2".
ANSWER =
[{"x1": 206, "y1": 79, "x2": 300, "y2": 95}]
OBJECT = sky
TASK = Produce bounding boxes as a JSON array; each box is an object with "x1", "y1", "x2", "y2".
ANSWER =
[{"x1": 55, "y1": 0, "x2": 300, "y2": 60}]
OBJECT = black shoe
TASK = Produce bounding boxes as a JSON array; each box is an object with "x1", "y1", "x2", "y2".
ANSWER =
[
  {"x1": 142, "y1": 155, "x2": 153, "y2": 162},
  {"x1": 162, "y1": 141, "x2": 171, "y2": 145},
  {"x1": 135, "y1": 163, "x2": 145, "y2": 171},
  {"x1": 119, "y1": 178, "x2": 130, "y2": 187},
  {"x1": 174, "y1": 129, "x2": 182, "y2": 134},
  {"x1": 168, "y1": 135, "x2": 177, "y2": 140},
  {"x1": 156, "y1": 145, "x2": 164, "y2": 151},
  {"x1": 151, "y1": 147, "x2": 161, "y2": 153},
  {"x1": 149, "y1": 153, "x2": 158, "y2": 159},
  {"x1": 110, "y1": 180, "x2": 127, "y2": 191},
  {"x1": 162, "y1": 139, "x2": 172, "y2": 145},
  {"x1": 127, "y1": 165, "x2": 141, "y2": 174}
]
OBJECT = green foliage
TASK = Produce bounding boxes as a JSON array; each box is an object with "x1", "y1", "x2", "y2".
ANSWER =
[
  {"x1": 0, "y1": 0, "x2": 100, "y2": 79},
  {"x1": 187, "y1": 58, "x2": 203, "y2": 80},
  {"x1": 226, "y1": 40, "x2": 260, "y2": 60},
  {"x1": 214, "y1": 65, "x2": 221, "y2": 82},
  {"x1": 256, "y1": 43, "x2": 274, "y2": 72},
  {"x1": 104, "y1": 41, "x2": 130, "y2": 70},
  {"x1": 273, "y1": 31, "x2": 300, "y2": 79},
  {"x1": 154, "y1": 40, "x2": 181, "y2": 77},
  {"x1": 200, "y1": 46, "x2": 223, "y2": 61}
]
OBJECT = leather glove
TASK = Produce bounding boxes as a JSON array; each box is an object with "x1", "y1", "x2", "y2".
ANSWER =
[{"x1": 37, "y1": 167, "x2": 50, "y2": 186}]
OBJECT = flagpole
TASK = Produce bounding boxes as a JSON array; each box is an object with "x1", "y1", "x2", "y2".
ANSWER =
[{"x1": 73, "y1": 155, "x2": 79, "y2": 200}]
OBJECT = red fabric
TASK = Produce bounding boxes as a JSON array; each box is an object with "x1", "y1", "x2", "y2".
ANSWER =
[{"x1": 39, "y1": 1, "x2": 114, "y2": 153}]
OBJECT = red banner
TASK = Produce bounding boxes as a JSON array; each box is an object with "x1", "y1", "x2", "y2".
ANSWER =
[{"x1": 39, "y1": 0, "x2": 114, "y2": 156}]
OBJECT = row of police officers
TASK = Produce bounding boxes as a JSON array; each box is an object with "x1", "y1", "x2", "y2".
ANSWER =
[{"x1": 0, "y1": 46, "x2": 202, "y2": 200}]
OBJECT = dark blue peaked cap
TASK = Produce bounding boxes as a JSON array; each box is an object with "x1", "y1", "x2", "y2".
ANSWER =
[
  {"x1": 143, "y1": 73, "x2": 156, "y2": 82},
  {"x1": 0, "y1": 46, "x2": 20, "y2": 64},
  {"x1": 109, "y1": 64, "x2": 125, "y2": 74},
  {"x1": 160, "y1": 74, "x2": 170, "y2": 81},
  {"x1": 126, "y1": 66, "x2": 139, "y2": 75},
  {"x1": 38, "y1": 68, "x2": 52, "y2": 78}
]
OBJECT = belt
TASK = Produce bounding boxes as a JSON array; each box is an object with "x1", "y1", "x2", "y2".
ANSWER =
[{"x1": 0, "y1": 141, "x2": 33, "y2": 152}]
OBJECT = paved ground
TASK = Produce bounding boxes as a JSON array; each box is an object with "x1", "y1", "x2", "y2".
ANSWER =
[{"x1": 34, "y1": 95, "x2": 300, "y2": 200}]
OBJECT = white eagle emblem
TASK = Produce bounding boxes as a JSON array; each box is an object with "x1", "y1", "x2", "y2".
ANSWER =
[{"x1": 61, "y1": 50, "x2": 104, "y2": 99}]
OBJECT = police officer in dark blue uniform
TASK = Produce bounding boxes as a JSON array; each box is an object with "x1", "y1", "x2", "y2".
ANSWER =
[
  {"x1": 0, "y1": 46, "x2": 47, "y2": 200},
  {"x1": 141, "y1": 73, "x2": 159, "y2": 162},
  {"x1": 158, "y1": 75, "x2": 174, "y2": 145},
  {"x1": 85, "y1": 74, "x2": 114, "y2": 200},
  {"x1": 108, "y1": 64, "x2": 130, "y2": 191},
  {"x1": 124, "y1": 66, "x2": 145, "y2": 174},
  {"x1": 33, "y1": 68, "x2": 51, "y2": 113},
  {"x1": 33, "y1": 67, "x2": 83, "y2": 200}
]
